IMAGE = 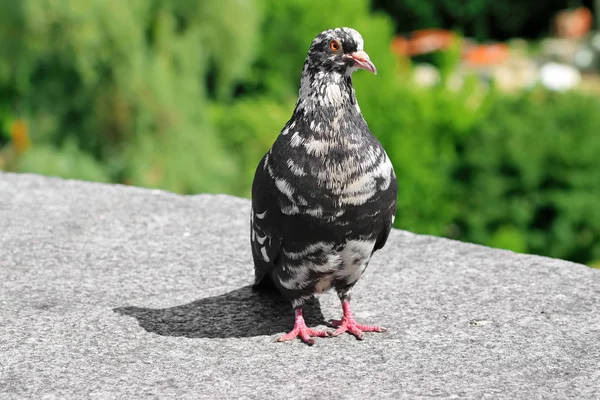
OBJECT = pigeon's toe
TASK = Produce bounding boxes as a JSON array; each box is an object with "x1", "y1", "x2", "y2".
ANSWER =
[
  {"x1": 328, "y1": 319, "x2": 385, "y2": 340},
  {"x1": 278, "y1": 326, "x2": 328, "y2": 346}
]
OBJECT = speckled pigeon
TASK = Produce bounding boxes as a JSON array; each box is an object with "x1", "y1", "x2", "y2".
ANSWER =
[{"x1": 250, "y1": 27, "x2": 398, "y2": 345}]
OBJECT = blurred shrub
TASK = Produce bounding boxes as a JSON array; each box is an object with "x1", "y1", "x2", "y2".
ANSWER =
[
  {"x1": 0, "y1": 0, "x2": 260, "y2": 194},
  {"x1": 455, "y1": 89, "x2": 600, "y2": 265},
  {"x1": 209, "y1": 97, "x2": 295, "y2": 197},
  {"x1": 366, "y1": 76, "x2": 493, "y2": 236},
  {"x1": 19, "y1": 140, "x2": 111, "y2": 183}
]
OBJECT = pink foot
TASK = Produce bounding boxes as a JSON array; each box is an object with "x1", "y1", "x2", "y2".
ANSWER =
[
  {"x1": 277, "y1": 308, "x2": 328, "y2": 345},
  {"x1": 328, "y1": 300, "x2": 387, "y2": 340}
]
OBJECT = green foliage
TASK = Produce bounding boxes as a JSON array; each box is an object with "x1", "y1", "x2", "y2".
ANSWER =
[
  {"x1": 455, "y1": 90, "x2": 600, "y2": 264},
  {"x1": 209, "y1": 97, "x2": 294, "y2": 197},
  {"x1": 0, "y1": 0, "x2": 259, "y2": 194},
  {"x1": 366, "y1": 75, "x2": 493, "y2": 236},
  {"x1": 19, "y1": 141, "x2": 110, "y2": 183}
]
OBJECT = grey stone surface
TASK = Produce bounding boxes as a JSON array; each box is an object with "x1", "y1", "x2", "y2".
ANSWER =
[{"x1": 1, "y1": 172, "x2": 599, "y2": 399}]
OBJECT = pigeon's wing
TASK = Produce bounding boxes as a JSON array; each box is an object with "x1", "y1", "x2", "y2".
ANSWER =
[
  {"x1": 250, "y1": 154, "x2": 282, "y2": 286},
  {"x1": 373, "y1": 171, "x2": 398, "y2": 253},
  {"x1": 373, "y1": 214, "x2": 393, "y2": 253}
]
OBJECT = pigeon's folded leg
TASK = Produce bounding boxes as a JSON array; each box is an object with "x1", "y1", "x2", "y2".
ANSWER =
[
  {"x1": 329, "y1": 300, "x2": 387, "y2": 340},
  {"x1": 277, "y1": 307, "x2": 328, "y2": 346}
]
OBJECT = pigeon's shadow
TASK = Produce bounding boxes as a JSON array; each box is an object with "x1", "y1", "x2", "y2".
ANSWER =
[{"x1": 113, "y1": 285, "x2": 325, "y2": 338}]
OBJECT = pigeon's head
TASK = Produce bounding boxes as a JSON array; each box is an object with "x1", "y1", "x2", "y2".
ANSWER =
[{"x1": 304, "y1": 27, "x2": 376, "y2": 76}]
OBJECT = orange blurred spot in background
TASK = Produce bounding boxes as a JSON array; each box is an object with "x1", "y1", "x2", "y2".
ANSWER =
[
  {"x1": 10, "y1": 120, "x2": 31, "y2": 154},
  {"x1": 391, "y1": 29, "x2": 512, "y2": 67},
  {"x1": 391, "y1": 29, "x2": 456, "y2": 57},
  {"x1": 463, "y1": 43, "x2": 511, "y2": 66},
  {"x1": 390, "y1": 36, "x2": 411, "y2": 57},
  {"x1": 410, "y1": 29, "x2": 456, "y2": 55},
  {"x1": 554, "y1": 7, "x2": 593, "y2": 40}
]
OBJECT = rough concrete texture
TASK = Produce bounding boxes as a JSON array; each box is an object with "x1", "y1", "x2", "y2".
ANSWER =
[{"x1": 1, "y1": 172, "x2": 599, "y2": 399}]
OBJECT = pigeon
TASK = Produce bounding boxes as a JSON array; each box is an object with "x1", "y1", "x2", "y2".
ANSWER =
[{"x1": 251, "y1": 27, "x2": 398, "y2": 345}]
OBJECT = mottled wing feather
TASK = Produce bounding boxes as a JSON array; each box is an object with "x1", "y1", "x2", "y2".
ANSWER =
[
  {"x1": 251, "y1": 155, "x2": 282, "y2": 286},
  {"x1": 373, "y1": 215, "x2": 393, "y2": 253},
  {"x1": 373, "y1": 173, "x2": 398, "y2": 253}
]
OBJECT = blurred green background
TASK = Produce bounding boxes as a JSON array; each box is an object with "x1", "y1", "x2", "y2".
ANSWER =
[{"x1": 1, "y1": 0, "x2": 600, "y2": 267}]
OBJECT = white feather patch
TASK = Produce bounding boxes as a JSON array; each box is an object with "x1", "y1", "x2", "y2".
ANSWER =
[
  {"x1": 305, "y1": 206, "x2": 323, "y2": 217},
  {"x1": 323, "y1": 84, "x2": 342, "y2": 107},
  {"x1": 290, "y1": 132, "x2": 304, "y2": 147},
  {"x1": 336, "y1": 239, "x2": 375, "y2": 283},
  {"x1": 338, "y1": 156, "x2": 394, "y2": 205},
  {"x1": 286, "y1": 159, "x2": 306, "y2": 177},
  {"x1": 255, "y1": 232, "x2": 267, "y2": 245},
  {"x1": 278, "y1": 267, "x2": 311, "y2": 289},
  {"x1": 260, "y1": 246, "x2": 270, "y2": 262},
  {"x1": 281, "y1": 204, "x2": 300, "y2": 215},
  {"x1": 283, "y1": 241, "x2": 334, "y2": 260},
  {"x1": 303, "y1": 138, "x2": 329, "y2": 157},
  {"x1": 275, "y1": 178, "x2": 295, "y2": 201},
  {"x1": 297, "y1": 196, "x2": 309, "y2": 206},
  {"x1": 308, "y1": 253, "x2": 342, "y2": 272}
]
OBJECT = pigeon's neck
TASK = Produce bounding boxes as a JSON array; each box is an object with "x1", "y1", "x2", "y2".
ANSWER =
[
  {"x1": 298, "y1": 69, "x2": 356, "y2": 106},
  {"x1": 291, "y1": 69, "x2": 362, "y2": 139}
]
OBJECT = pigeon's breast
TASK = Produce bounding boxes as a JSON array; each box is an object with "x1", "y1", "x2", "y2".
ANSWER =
[{"x1": 269, "y1": 135, "x2": 395, "y2": 217}]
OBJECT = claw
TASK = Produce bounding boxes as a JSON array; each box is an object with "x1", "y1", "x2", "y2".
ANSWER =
[
  {"x1": 278, "y1": 326, "x2": 328, "y2": 345},
  {"x1": 328, "y1": 301, "x2": 387, "y2": 340},
  {"x1": 278, "y1": 308, "x2": 328, "y2": 345}
]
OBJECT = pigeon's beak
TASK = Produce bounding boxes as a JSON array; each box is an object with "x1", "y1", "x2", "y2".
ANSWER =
[{"x1": 346, "y1": 51, "x2": 377, "y2": 75}]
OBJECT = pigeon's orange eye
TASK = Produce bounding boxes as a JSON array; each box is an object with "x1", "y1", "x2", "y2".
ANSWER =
[{"x1": 329, "y1": 40, "x2": 341, "y2": 52}]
